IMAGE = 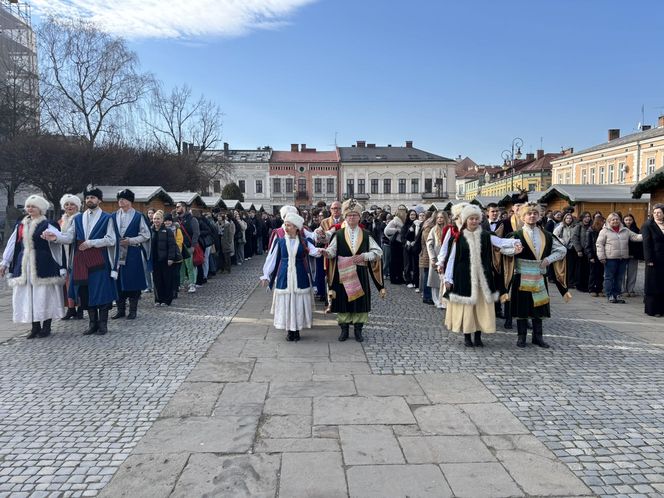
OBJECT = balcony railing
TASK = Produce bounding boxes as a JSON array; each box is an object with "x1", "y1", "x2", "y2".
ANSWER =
[
  {"x1": 295, "y1": 191, "x2": 308, "y2": 200},
  {"x1": 422, "y1": 191, "x2": 449, "y2": 200}
]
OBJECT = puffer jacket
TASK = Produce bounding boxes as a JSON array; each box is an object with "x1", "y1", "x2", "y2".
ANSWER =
[
  {"x1": 553, "y1": 223, "x2": 575, "y2": 249},
  {"x1": 596, "y1": 222, "x2": 643, "y2": 261},
  {"x1": 572, "y1": 222, "x2": 591, "y2": 254}
]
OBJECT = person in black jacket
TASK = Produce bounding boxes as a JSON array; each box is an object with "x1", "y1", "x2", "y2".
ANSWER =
[
  {"x1": 585, "y1": 216, "x2": 605, "y2": 296},
  {"x1": 622, "y1": 213, "x2": 643, "y2": 297},
  {"x1": 194, "y1": 210, "x2": 212, "y2": 285},
  {"x1": 642, "y1": 204, "x2": 664, "y2": 316},
  {"x1": 151, "y1": 211, "x2": 177, "y2": 306}
]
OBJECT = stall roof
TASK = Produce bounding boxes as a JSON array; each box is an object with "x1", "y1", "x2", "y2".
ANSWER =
[
  {"x1": 222, "y1": 199, "x2": 242, "y2": 210},
  {"x1": 539, "y1": 185, "x2": 650, "y2": 204},
  {"x1": 200, "y1": 196, "x2": 226, "y2": 209},
  {"x1": 166, "y1": 191, "x2": 204, "y2": 205},
  {"x1": 632, "y1": 167, "x2": 664, "y2": 199}
]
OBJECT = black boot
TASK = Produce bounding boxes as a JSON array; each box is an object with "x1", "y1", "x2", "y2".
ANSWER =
[
  {"x1": 126, "y1": 297, "x2": 138, "y2": 320},
  {"x1": 474, "y1": 331, "x2": 483, "y2": 347},
  {"x1": 75, "y1": 307, "x2": 84, "y2": 319},
  {"x1": 504, "y1": 303, "x2": 512, "y2": 329},
  {"x1": 83, "y1": 309, "x2": 99, "y2": 335},
  {"x1": 27, "y1": 322, "x2": 41, "y2": 339},
  {"x1": 97, "y1": 307, "x2": 109, "y2": 335},
  {"x1": 354, "y1": 323, "x2": 364, "y2": 343},
  {"x1": 287, "y1": 330, "x2": 295, "y2": 342},
  {"x1": 494, "y1": 302, "x2": 504, "y2": 319},
  {"x1": 338, "y1": 324, "x2": 350, "y2": 342},
  {"x1": 531, "y1": 318, "x2": 550, "y2": 348},
  {"x1": 294, "y1": 330, "x2": 300, "y2": 342},
  {"x1": 39, "y1": 319, "x2": 52, "y2": 338},
  {"x1": 516, "y1": 319, "x2": 527, "y2": 348},
  {"x1": 112, "y1": 299, "x2": 126, "y2": 319},
  {"x1": 464, "y1": 333, "x2": 474, "y2": 347},
  {"x1": 62, "y1": 307, "x2": 77, "y2": 320}
]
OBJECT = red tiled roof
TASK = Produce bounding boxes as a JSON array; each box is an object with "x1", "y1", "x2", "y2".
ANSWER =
[
  {"x1": 271, "y1": 150, "x2": 339, "y2": 163},
  {"x1": 514, "y1": 153, "x2": 562, "y2": 173}
]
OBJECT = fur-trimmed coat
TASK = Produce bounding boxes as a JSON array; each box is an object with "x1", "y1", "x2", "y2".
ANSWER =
[{"x1": 5, "y1": 216, "x2": 65, "y2": 287}]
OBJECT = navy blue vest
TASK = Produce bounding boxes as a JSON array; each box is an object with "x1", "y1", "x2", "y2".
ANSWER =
[{"x1": 9, "y1": 217, "x2": 63, "y2": 283}]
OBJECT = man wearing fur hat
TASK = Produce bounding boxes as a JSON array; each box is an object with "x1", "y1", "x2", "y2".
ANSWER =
[
  {"x1": 1, "y1": 195, "x2": 66, "y2": 339},
  {"x1": 325, "y1": 199, "x2": 385, "y2": 342},
  {"x1": 501, "y1": 202, "x2": 569, "y2": 348},
  {"x1": 441, "y1": 204, "x2": 521, "y2": 347},
  {"x1": 42, "y1": 185, "x2": 119, "y2": 336},
  {"x1": 59, "y1": 194, "x2": 84, "y2": 320},
  {"x1": 112, "y1": 189, "x2": 151, "y2": 320}
]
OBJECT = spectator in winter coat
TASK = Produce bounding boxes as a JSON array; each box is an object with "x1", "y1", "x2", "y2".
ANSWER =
[
  {"x1": 572, "y1": 211, "x2": 592, "y2": 292},
  {"x1": 622, "y1": 213, "x2": 643, "y2": 297},
  {"x1": 595, "y1": 212, "x2": 643, "y2": 303}
]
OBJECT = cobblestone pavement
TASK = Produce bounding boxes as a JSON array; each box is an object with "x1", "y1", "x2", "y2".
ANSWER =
[
  {"x1": 364, "y1": 274, "x2": 664, "y2": 497},
  {"x1": 0, "y1": 259, "x2": 263, "y2": 497}
]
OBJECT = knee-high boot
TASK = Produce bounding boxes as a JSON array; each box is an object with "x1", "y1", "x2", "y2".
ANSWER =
[
  {"x1": 112, "y1": 299, "x2": 126, "y2": 319},
  {"x1": 516, "y1": 319, "x2": 527, "y2": 348},
  {"x1": 354, "y1": 323, "x2": 364, "y2": 343},
  {"x1": 39, "y1": 319, "x2": 52, "y2": 338},
  {"x1": 28, "y1": 321, "x2": 41, "y2": 339},
  {"x1": 127, "y1": 297, "x2": 139, "y2": 320},
  {"x1": 98, "y1": 307, "x2": 110, "y2": 335},
  {"x1": 531, "y1": 318, "x2": 550, "y2": 348},
  {"x1": 338, "y1": 323, "x2": 350, "y2": 342},
  {"x1": 83, "y1": 309, "x2": 99, "y2": 335}
]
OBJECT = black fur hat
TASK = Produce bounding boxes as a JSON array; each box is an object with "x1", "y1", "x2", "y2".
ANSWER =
[
  {"x1": 83, "y1": 184, "x2": 103, "y2": 200},
  {"x1": 117, "y1": 189, "x2": 135, "y2": 203}
]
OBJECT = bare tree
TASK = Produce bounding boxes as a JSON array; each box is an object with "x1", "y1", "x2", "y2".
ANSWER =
[{"x1": 38, "y1": 17, "x2": 153, "y2": 148}]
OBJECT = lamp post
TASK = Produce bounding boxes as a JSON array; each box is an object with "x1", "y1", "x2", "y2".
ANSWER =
[{"x1": 501, "y1": 137, "x2": 523, "y2": 194}]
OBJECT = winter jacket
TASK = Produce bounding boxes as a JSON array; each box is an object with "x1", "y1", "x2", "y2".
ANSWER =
[
  {"x1": 572, "y1": 222, "x2": 591, "y2": 254},
  {"x1": 596, "y1": 222, "x2": 643, "y2": 261},
  {"x1": 219, "y1": 220, "x2": 235, "y2": 254},
  {"x1": 553, "y1": 223, "x2": 575, "y2": 249},
  {"x1": 384, "y1": 217, "x2": 404, "y2": 242},
  {"x1": 151, "y1": 227, "x2": 177, "y2": 263}
]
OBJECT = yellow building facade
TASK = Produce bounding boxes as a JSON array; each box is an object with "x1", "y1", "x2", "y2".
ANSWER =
[{"x1": 551, "y1": 121, "x2": 664, "y2": 187}]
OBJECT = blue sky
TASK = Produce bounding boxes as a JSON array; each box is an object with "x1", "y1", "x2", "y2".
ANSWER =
[{"x1": 32, "y1": 0, "x2": 664, "y2": 164}]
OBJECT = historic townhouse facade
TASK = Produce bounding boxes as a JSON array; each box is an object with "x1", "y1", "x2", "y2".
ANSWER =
[
  {"x1": 338, "y1": 141, "x2": 456, "y2": 210},
  {"x1": 551, "y1": 118, "x2": 664, "y2": 187},
  {"x1": 270, "y1": 145, "x2": 340, "y2": 213}
]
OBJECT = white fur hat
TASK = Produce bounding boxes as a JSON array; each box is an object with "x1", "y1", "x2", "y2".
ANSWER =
[
  {"x1": 451, "y1": 202, "x2": 468, "y2": 218},
  {"x1": 24, "y1": 195, "x2": 50, "y2": 214},
  {"x1": 460, "y1": 204, "x2": 482, "y2": 226},
  {"x1": 60, "y1": 193, "x2": 82, "y2": 209},
  {"x1": 280, "y1": 205, "x2": 298, "y2": 219},
  {"x1": 283, "y1": 212, "x2": 304, "y2": 230}
]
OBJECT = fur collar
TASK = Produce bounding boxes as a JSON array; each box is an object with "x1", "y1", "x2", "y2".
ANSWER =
[{"x1": 448, "y1": 227, "x2": 499, "y2": 305}]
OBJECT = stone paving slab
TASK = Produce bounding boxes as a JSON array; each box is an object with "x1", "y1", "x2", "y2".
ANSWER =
[
  {"x1": 279, "y1": 452, "x2": 347, "y2": 498},
  {"x1": 399, "y1": 435, "x2": 496, "y2": 464},
  {"x1": 339, "y1": 425, "x2": 405, "y2": 465},
  {"x1": 346, "y1": 464, "x2": 453, "y2": 498},
  {"x1": 440, "y1": 462, "x2": 524, "y2": 497},
  {"x1": 314, "y1": 396, "x2": 416, "y2": 425}
]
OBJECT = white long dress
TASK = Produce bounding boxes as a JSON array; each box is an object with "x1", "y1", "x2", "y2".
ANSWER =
[
  {"x1": 261, "y1": 236, "x2": 321, "y2": 331},
  {"x1": 1, "y1": 217, "x2": 65, "y2": 323}
]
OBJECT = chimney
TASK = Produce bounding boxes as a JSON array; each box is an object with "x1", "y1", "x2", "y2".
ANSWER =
[
  {"x1": 356, "y1": 140, "x2": 366, "y2": 148},
  {"x1": 223, "y1": 142, "x2": 229, "y2": 154},
  {"x1": 608, "y1": 129, "x2": 620, "y2": 141},
  {"x1": 291, "y1": 144, "x2": 299, "y2": 152},
  {"x1": 405, "y1": 140, "x2": 413, "y2": 148},
  {"x1": 658, "y1": 115, "x2": 664, "y2": 128},
  {"x1": 367, "y1": 143, "x2": 376, "y2": 148},
  {"x1": 526, "y1": 153, "x2": 535, "y2": 161},
  {"x1": 536, "y1": 149, "x2": 544, "y2": 159},
  {"x1": 641, "y1": 125, "x2": 652, "y2": 131},
  {"x1": 562, "y1": 147, "x2": 574, "y2": 156},
  {"x1": 301, "y1": 144, "x2": 307, "y2": 151}
]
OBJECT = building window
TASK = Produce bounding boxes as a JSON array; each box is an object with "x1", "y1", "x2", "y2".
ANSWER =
[
  {"x1": 608, "y1": 164, "x2": 614, "y2": 184},
  {"x1": 314, "y1": 178, "x2": 322, "y2": 194},
  {"x1": 398, "y1": 178, "x2": 406, "y2": 194},
  {"x1": 346, "y1": 179, "x2": 354, "y2": 196},
  {"x1": 273, "y1": 178, "x2": 281, "y2": 193},
  {"x1": 424, "y1": 178, "x2": 433, "y2": 193},
  {"x1": 589, "y1": 168, "x2": 595, "y2": 184},
  {"x1": 371, "y1": 179, "x2": 379, "y2": 194},
  {"x1": 285, "y1": 178, "x2": 293, "y2": 193},
  {"x1": 238, "y1": 180, "x2": 246, "y2": 193},
  {"x1": 326, "y1": 178, "x2": 335, "y2": 194},
  {"x1": 411, "y1": 178, "x2": 419, "y2": 193},
  {"x1": 298, "y1": 178, "x2": 306, "y2": 193},
  {"x1": 528, "y1": 183, "x2": 536, "y2": 192},
  {"x1": 557, "y1": 174, "x2": 563, "y2": 184},
  {"x1": 619, "y1": 162, "x2": 626, "y2": 183},
  {"x1": 358, "y1": 178, "x2": 365, "y2": 194},
  {"x1": 581, "y1": 170, "x2": 587, "y2": 184},
  {"x1": 383, "y1": 178, "x2": 391, "y2": 194},
  {"x1": 255, "y1": 179, "x2": 263, "y2": 194},
  {"x1": 565, "y1": 172, "x2": 571, "y2": 183},
  {"x1": 647, "y1": 157, "x2": 656, "y2": 175},
  {"x1": 213, "y1": 180, "x2": 221, "y2": 193}
]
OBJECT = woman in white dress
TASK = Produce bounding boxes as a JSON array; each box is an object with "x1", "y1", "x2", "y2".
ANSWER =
[
  {"x1": 0, "y1": 195, "x2": 66, "y2": 339},
  {"x1": 260, "y1": 212, "x2": 323, "y2": 341},
  {"x1": 426, "y1": 210, "x2": 449, "y2": 308}
]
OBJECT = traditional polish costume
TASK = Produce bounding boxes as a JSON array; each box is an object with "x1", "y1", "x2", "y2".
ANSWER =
[
  {"x1": 59, "y1": 194, "x2": 82, "y2": 320},
  {"x1": 1, "y1": 195, "x2": 66, "y2": 338},
  {"x1": 261, "y1": 212, "x2": 322, "y2": 341},
  {"x1": 326, "y1": 199, "x2": 385, "y2": 342}
]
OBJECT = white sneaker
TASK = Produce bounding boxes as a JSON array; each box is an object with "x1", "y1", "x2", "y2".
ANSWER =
[
  {"x1": 415, "y1": 288, "x2": 420, "y2": 293},
  {"x1": 188, "y1": 285, "x2": 196, "y2": 293},
  {"x1": 407, "y1": 283, "x2": 415, "y2": 288}
]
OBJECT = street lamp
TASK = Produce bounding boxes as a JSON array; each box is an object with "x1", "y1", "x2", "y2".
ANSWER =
[{"x1": 501, "y1": 137, "x2": 523, "y2": 193}]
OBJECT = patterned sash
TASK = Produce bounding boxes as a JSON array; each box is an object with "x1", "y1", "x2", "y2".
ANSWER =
[
  {"x1": 517, "y1": 259, "x2": 549, "y2": 307},
  {"x1": 73, "y1": 241, "x2": 105, "y2": 284},
  {"x1": 338, "y1": 255, "x2": 365, "y2": 302}
]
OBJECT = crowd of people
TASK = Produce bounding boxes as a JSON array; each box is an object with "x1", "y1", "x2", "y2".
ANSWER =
[{"x1": 1, "y1": 186, "x2": 663, "y2": 346}]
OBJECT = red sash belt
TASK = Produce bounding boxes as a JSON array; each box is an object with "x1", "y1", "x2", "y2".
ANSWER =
[{"x1": 73, "y1": 241, "x2": 105, "y2": 284}]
